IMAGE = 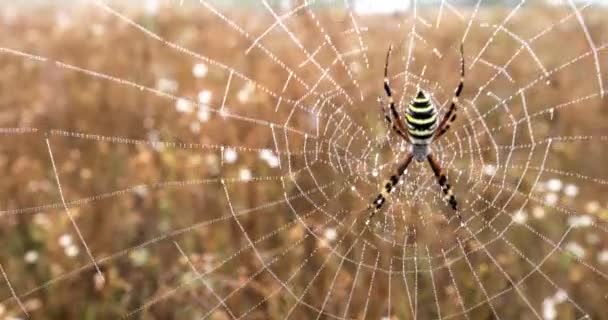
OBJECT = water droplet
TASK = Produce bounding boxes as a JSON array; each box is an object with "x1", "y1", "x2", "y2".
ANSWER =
[{"x1": 432, "y1": 48, "x2": 442, "y2": 59}]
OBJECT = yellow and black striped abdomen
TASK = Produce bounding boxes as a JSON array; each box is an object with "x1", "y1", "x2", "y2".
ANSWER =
[{"x1": 406, "y1": 91, "x2": 437, "y2": 144}]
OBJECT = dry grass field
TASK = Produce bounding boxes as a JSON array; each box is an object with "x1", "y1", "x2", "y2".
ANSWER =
[{"x1": 1, "y1": 2, "x2": 608, "y2": 319}]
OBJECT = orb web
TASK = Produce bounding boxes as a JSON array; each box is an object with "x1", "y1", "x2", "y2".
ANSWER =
[{"x1": 1, "y1": 0, "x2": 607, "y2": 319}]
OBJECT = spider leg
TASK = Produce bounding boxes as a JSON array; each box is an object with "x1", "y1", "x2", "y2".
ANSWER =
[
  {"x1": 365, "y1": 152, "x2": 414, "y2": 226},
  {"x1": 434, "y1": 44, "x2": 465, "y2": 140},
  {"x1": 378, "y1": 96, "x2": 408, "y2": 139},
  {"x1": 383, "y1": 44, "x2": 409, "y2": 139},
  {"x1": 427, "y1": 153, "x2": 463, "y2": 225}
]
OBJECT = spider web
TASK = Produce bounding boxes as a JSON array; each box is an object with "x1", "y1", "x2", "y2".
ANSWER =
[{"x1": 1, "y1": 0, "x2": 608, "y2": 319}]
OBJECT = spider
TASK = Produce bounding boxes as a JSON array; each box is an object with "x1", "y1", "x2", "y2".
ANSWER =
[{"x1": 365, "y1": 44, "x2": 465, "y2": 227}]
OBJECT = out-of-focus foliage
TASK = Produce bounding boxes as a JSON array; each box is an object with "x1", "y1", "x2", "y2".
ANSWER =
[{"x1": 0, "y1": 4, "x2": 607, "y2": 319}]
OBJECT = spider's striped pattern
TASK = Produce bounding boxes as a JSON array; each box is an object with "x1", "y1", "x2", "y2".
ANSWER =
[{"x1": 366, "y1": 44, "x2": 465, "y2": 227}]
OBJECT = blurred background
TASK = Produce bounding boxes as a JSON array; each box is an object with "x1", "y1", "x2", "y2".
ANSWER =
[{"x1": 0, "y1": 0, "x2": 607, "y2": 319}]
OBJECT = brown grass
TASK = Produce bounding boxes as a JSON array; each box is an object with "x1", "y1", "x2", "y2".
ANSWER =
[{"x1": 1, "y1": 3, "x2": 608, "y2": 319}]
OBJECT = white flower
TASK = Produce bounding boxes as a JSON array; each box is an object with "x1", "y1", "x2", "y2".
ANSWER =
[
  {"x1": 65, "y1": 245, "x2": 80, "y2": 257},
  {"x1": 563, "y1": 184, "x2": 579, "y2": 197},
  {"x1": 239, "y1": 168, "x2": 252, "y2": 181},
  {"x1": 155, "y1": 77, "x2": 178, "y2": 93},
  {"x1": 24, "y1": 250, "x2": 39, "y2": 264},
  {"x1": 197, "y1": 105, "x2": 210, "y2": 122},
  {"x1": 546, "y1": 179, "x2": 563, "y2": 192},
  {"x1": 176, "y1": 98, "x2": 193, "y2": 113},
  {"x1": 598, "y1": 250, "x2": 608, "y2": 265},
  {"x1": 512, "y1": 210, "x2": 528, "y2": 224},
  {"x1": 371, "y1": 169, "x2": 378, "y2": 177},
  {"x1": 33, "y1": 213, "x2": 50, "y2": 227},
  {"x1": 585, "y1": 201, "x2": 600, "y2": 214},
  {"x1": 567, "y1": 215, "x2": 593, "y2": 228},
  {"x1": 565, "y1": 242, "x2": 585, "y2": 259},
  {"x1": 197, "y1": 90, "x2": 212, "y2": 104},
  {"x1": 58, "y1": 234, "x2": 73, "y2": 247},
  {"x1": 258, "y1": 149, "x2": 280, "y2": 168},
  {"x1": 323, "y1": 228, "x2": 337, "y2": 242},
  {"x1": 542, "y1": 298, "x2": 556, "y2": 320},
  {"x1": 544, "y1": 193, "x2": 558, "y2": 206},
  {"x1": 266, "y1": 155, "x2": 280, "y2": 168},
  {"x1": 237, "y1": 81, "x2": 255, "y2": 103},
  {"x1": 482, "y1": 164, "x2": 497, "y2": 176},
  {"x1": 259, "y1": 149, "x2": 272, "y2": 160},
  {"x1": 553, "y1": 289, "x2": 568, "y2": 303},
  {"x1": 129, "y1": 249, "x2": 150, "y2": 267},
  {"x1": 133, "y1": 185, "x2": 149, "y2": 197},
  {"x1": 223, "y1": 148, "x2": 238, "y2": 164},
  {"x1": 532, "y1": 207, "x2": 546, "y2": 219},
  {"x1": 144, "y1": 0, "x2": 160, "y2": 16},
  {"x1": 192, "y1": 63, "x2": 209, "y2": 78}
]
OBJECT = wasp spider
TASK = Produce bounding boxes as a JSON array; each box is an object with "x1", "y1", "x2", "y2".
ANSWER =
[{"x1": 366, "y1": 44, "x2": 465, "y2": 227}]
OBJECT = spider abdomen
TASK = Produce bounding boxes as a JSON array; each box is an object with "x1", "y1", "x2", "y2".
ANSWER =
[{"x1": 406, "y1": 91, "x2": 438, "y2": 145}]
